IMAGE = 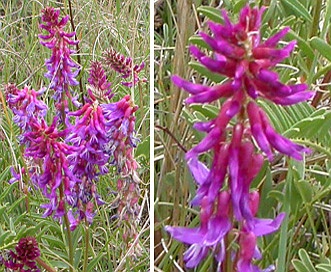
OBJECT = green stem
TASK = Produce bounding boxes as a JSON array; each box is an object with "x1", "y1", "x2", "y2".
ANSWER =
[
  {"x1": 60, "y1": 183, "x2": 74, "y2": 272},
  {"x1": 225, "y1": 233, "x2": 232, "y2": 272},
  {"x1": 63, "y1": 212, "x2": 74, "y2": 272},
  {"x1": 67, "y1": 0, "x2": 85, "y2": 104},
  {"x1": 36, "y1": 257, "x2": 57, "y2": 272},
  {"x1": 276, "y1": 159, "x2": 292, "y2": 272},
  {"x1": 83, "y1": 220, "x2": 89, "y2": 272},
  {"x1": 310, "y1": 0, "x2": 322, "y2": 38}
]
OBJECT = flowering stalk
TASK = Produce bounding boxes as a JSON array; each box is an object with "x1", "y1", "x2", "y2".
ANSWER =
[
  {"x1": 104, "y1": 48, "x2": 146, "y2": 87},
  {"x1": 102, "y1": 95, "x2": 142, "y2": 254},
  {"x1": 3, "y1": 237, "x2": 41, "y2": 272},
  {"x1": 167, "y1": 5, "x2": 313, "y2": 271},
  {"x1": 39, "y1": 7, "x2": 81, "y2": 117}
]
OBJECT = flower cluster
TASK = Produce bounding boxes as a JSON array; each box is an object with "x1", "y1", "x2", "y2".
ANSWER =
[
  {"x1": 5, "y1": 84, "x2": 47, "y2": 135},
  {"x1": 23, "y1": 117, "x2": 81, "y2": 220},
  {"x1": 3, "y1": 237, "x2": 40, "y2": 272},
  {"x1": 87, "y1": 61, "x2": 113, "y2": 102},
  {"x1": 167, "y1": 5, "x2": 313, "y2": 271},
  {"x1": 104, "y1": 48, "x2": 146, "y2": 87},
  {"x1": 101, "y1": 95, "x2": 141, "y2": 246},
  {"x1": 64, "y1": 64, "x2": 111, "y2": 228},
  {"x1": 39, "y1": 7, "x2": 80, "y2": 110}
]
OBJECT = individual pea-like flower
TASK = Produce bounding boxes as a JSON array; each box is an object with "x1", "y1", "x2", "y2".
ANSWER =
[
  {"x1": 87, "y1": 61, "x2": 113, "y2": 102},
  {"x1": 166, "y1": 193, "x2": 232, "y2": 268},
  {"x1": 103, "y1": 48, "x2": 146, "y2": 87},
  {"x1": 39, "y1": 7, "x2": 80, "y2": 107},
  {"x1": 5, "y1": 84, "x2": 47, "y2": 133},
  {"x1": 4, "y1": 237, "x2": 40, "y2": 272},
  {"x1": 167, "y1": 5, "x2": 312, "y2": 270}
]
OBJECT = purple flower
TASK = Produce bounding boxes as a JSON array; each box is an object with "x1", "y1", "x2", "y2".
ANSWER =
[
  {"x1": 39, "y1": 7, "x2": 80, "y2": 105},
  {"x1": 4, "y1": 237, "x2": 40, "y2": 272},
  {"x1": 66, "y1": 102, "x2": 109, "y2": 180},
  {"x1": 101, "y1": 95, "x2": 139, "y2": 175},
  {"x1": 166, "y1": 193, "x2": 232, "y2": 268},
  {"x1": 103, "y1": 48, "x2": 146, "y2": 87},
  {"x1": 9, "y1": 166, "x2": 24, "y2": 184},
  {"x1": 5, "y1": 84, "x2": 47, "y2": 133}
]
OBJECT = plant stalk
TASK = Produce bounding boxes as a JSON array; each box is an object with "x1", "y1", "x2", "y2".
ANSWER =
[
  {"x1": 60, "y1": 184, "x2": 74, "y2": 272},
  {"x1": 82, "y1": 219, "x2": 89, "y2": 272},
  {"x1": 67, "y1": 0, "x2": 85, "y2": 105},
  {"x1": 36, "y1": 257, "x2": 57, "y2": 272}
]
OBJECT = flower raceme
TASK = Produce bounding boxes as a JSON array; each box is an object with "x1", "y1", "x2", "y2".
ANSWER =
[
  {"x1": 167, "y1": 5, "x2": 313, "y2": 271},
  {"x1": 3, "y1": 237, "x2": 40, "y2": 272},
  {"x1": 39, "y1": 7, "x2": 80, "y2": 109},
  {"x1": 87, "y1": 61, "x2": 113, "y2": 102},
  {"x1": 104, "y1": 48, "x2": 146, "y2": 87},
  {"x1": 5, "y1": 84, "x2": 47, "y2": 134}
]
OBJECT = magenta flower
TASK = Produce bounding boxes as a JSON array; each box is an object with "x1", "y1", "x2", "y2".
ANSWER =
[
  {"x1": 66, "y1": 102, "x2": 109, "y2": 180},
  {"x1": 39, "y1": 7, "x2": 80, "y2": 106},
  {"x1": 87, "y1": 61, "x2": 113, "y2": 101},
  {"x1": 167, "y1": 5, "x2": 312, "y2": 270},
  {"x1": 65, "y1": 100, "x2": 109, "y2": 228},
  {"x1": 247, "y1": 101, "x2": 310, "y2": 160},
  {"x1": 175, "y1": 7, "x2": 314, "y2": 106},
  {"x1": 23, "y1": 117, "x2": 79, "y2": 218},
  {"x1": 101, "y1": 95, "x2": 141, "y2": 246},
  {"x1": 4, "y1": 237, "x2": 40, "y2": 272},
  {"x1": 104, "y1": 48, "x2": 146, "y2": 87}
]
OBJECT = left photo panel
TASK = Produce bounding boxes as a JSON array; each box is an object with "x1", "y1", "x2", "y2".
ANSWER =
[{"x1": 0, "y1": 0, "x2": 150, "y2": 271}]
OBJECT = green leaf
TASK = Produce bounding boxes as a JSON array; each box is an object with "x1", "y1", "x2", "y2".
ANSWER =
[
  {"x1": 268, "y1": 190, "x2": 284, "y2": 203},
  {"x1": 16, "y1": 225, "x2": 33, "y2": 239},
  {"x1": 321, "y1": 0, "x2": 331, "y2": 37},
  {"x1": 48, "y1": 260, "x2": 69, "y2": 269},
  {"x1": 295, "y1": 180, "x2": 313, "y2": 203},
  {"x1": 287, "y1": 30, "x2": 314, "y2": 59},
  {"x1": 280, "y1": 0, "x2": 312, "y2": 22},
  {"x1": 42, "y1": 235, "x2": 65, "y2": 248},
  {"x1": 0, "y1": 181, "x2": 18, "y2": 202},
  {"x1": 190, "y1": 104, "x2": 219, "y2": 119},
  {"x1": 74, "y1": 248, "x2": 83, "y2": 268},
  {"x1": 298, "y1": 249, "x2": 317, "y2": 272},
  {"x1": 0, "y1": 204, "x2": 8, "y2": 218},
  {"x1": 316, "y1": 264, "x2": 331, "y2": 272},
  {"x1": 233, "y1": 0, "x2": 247, "y2": 14},
  {"x1": 87, "y1": 252, "x2": 106, "y2": 271},
  {"x1": 292, "y1": 259, "x2": 312, "y2": 272},
  {"x1": 136, "y1": 136, "x2": 150, "y2": 159},
  {"x1": 310, "y1": 37, "x2": 331, "y2": 62},
  {"x1": 0, "y1": 231, "x2": 11, "y2": 246},
  {"x1": 197, "y1": 6, "x2": 223, "y2": 24},
  {"x1": 189, "y1": 61, "x2": 225, "y2": 83},
  {"x1": 189, "y1": 35, "x2": 211, "y2": 50}
]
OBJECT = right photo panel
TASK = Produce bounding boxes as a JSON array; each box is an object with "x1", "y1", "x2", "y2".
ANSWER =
[{"x1": 154, "y1": 0, "x2": 330, "y2": 271}]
